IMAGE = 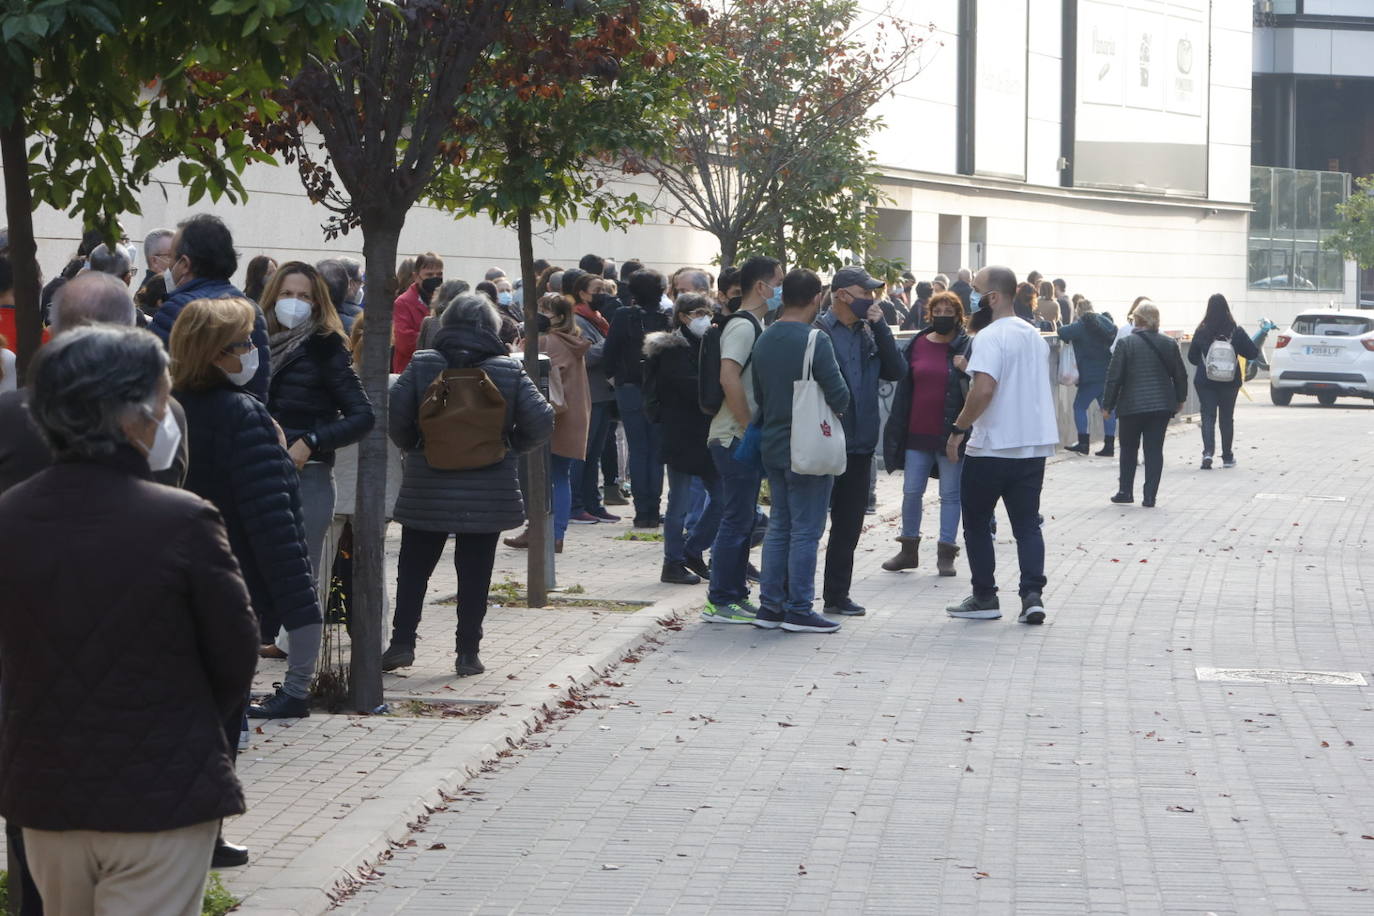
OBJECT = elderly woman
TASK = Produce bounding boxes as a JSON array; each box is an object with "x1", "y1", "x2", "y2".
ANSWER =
[
  {"x1": 0, "y1": 326, "x2": 258, "y2": 915},
  {"x1": 1102, "y1": 303, "x2": 1189, "y2": 507},
  {"x1": 383, "y1": 295, "x2": 553, "y2": 676},
  {"x1": 171, "y1": 297, "x2": 322, "y2": 720}
]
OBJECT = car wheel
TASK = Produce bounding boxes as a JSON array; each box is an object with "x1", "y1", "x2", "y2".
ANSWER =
[
  {"x1": 1269, "y1": 386, "x2": 1293, "y2": 406},
  {"x1": 1317, "y1": 391, "x2": 1338, "y2": 406}
]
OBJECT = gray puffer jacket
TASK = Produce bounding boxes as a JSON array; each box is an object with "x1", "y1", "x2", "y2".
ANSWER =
[
  {"x1": 1103, "y1": 329, "x2": 1189, "y2": 417},
  {"x1": 389, "y1": 322, "x2": 554, "y2": 533}
]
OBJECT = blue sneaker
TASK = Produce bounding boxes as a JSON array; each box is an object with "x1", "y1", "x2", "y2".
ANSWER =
[
  {"x1": 752, "y1": 606, "x2": 785, "y2": 629},
  {"x1": 781, "y1": 610, "x2": 841, "y2": 633}
]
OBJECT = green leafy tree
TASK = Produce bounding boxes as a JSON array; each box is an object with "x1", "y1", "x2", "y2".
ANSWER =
[
  {"x1": 1323, "y1": 175, "x2": 1374, "y2": 269},
  {"x1": 0, "y1": 0, "x2": 365, "y2": 369},
  {"x1": 633, "y1": 0, "x2": 927, "y2": 267}
]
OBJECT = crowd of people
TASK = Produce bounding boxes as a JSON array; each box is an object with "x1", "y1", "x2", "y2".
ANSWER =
[{"x1": 0, "y1": 212, "x2": 1269, "y2": 911}]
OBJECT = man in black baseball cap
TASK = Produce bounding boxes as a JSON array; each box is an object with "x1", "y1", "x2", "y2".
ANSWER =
[{"x1": 815, "y1": 264, "x2": 904, "y2": 617}]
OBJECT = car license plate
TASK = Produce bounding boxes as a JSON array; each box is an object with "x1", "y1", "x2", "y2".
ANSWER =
[{"x1": 1306, "y1": 345, "x2": 1341, "y2": 356}]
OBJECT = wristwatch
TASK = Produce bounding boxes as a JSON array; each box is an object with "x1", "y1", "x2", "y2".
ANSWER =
[
  {"x1": 950, "y1": 424, "x2": 970, "y2": 436},
  {"x1": 302, "y1": 432, "x2": 319, "y2": 453}
]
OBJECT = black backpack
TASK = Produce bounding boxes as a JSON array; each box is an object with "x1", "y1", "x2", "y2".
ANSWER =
[{"x1": 697, "y1": 310, "x2": 761, "y2": 416}]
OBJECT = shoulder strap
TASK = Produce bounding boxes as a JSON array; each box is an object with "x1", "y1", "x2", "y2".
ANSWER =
[
  {"x1": 802, "y1": 328, "x2": 819, "y2": 381},
  {"x1": 726, "y1": 311, "x2": 762, "y2": 372}
]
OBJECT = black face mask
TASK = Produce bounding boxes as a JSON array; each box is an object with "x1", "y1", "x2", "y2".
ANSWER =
[
  {"x1": 420, "y1": 276, "x2": 443, "y2": 304},
  {"x1": 535, "y1": 313, "x2": 552, "y2": 333},
  {"x1": 930, "y1": 315, "x2": 957, "y2": 335},
  {"x1": 591, "y1": 292, "x2": 614, "y2": 312}
]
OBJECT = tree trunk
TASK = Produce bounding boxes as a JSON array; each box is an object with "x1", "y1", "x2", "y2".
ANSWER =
[
  {"x1": 350, "y1": 219, "x2": 403, "y2": 713},
  {"x1": 1, "y1": 111, "x2": 43, "y2": 378},
  {"x1": 718, "y1": 233, "x2": 739, "y2": 270},
  {"x1": 773, "y1": 217, "x2": 787, "y2": 271},
  {"x1": 517, "y1": 205, "x2": 549, "y2": 608}
]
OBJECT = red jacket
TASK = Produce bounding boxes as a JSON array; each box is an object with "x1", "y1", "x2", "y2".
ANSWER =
[{"x1": 391, "y1": 283, "x2": 428, "y2": 373}]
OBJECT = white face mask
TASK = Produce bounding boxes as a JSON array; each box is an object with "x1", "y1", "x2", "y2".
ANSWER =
[
  {"x1": 222, "y1": 346, "x2": 259, "y2": 387},
  {"x1": 139, "y1": 405, "x2": 181, "y2": 473},
  {"x1": 162, "y1": 266, "x2": 178, "y2": 293},
  {"x1": 275, "y1": 297, "x2": 312, "y2": 330},
  {"x1": 689, "y1": 316, "x2": 712, "y2": 338}
]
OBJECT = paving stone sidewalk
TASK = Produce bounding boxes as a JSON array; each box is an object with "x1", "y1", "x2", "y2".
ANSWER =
[{"x1": 341, "y1": 399, "x2": 1374, "y2": 915}]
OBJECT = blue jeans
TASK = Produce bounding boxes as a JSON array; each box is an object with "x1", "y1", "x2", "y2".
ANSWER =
[
  {"x1": 614, "y1": 384, "x2": 664, "y2": 520},
  {"x1": 551, "y1": 454, "x2": 575, "y2": 541},
  {"x1": 572, "y1": 400, "x2": 614, "y2": 513},
  {"x1": 664, "y1": 469, "x2": 722, "y2": 565},
  {"x1": 685, "y1": 477, "x2": 708, "y2": 534},
  {"x1": 707, "y1": 438, "x2": 762, "y2": 605},
  {"x1": 902, "y1": 448, "x2": 962, "y2": 544},
  {"x1": 960, "y1": 456, "x2": 1046, "y2": 600},
  {"x1": 759, "y1": 466, "x2": 834, "y2": 615},
  {"x1": 1073, "y1": 379, "x2": 1116, "y2": 436}
]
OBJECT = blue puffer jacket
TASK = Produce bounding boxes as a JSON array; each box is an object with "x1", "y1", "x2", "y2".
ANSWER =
[
  {"x1": 1057, "y1": 312, "x2": 1117, "y2": 386},
  {"x1": 151, "y1": 277, "x2": 271, "y2": 402},
  {"x1": 176, "y1": 383, "x2": 320, "y2": 639}
]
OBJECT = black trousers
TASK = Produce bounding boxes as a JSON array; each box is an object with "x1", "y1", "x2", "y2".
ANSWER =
[
  {"x1": 822, "y1": 452, "x2": 873, "y2": 604},
  {"x1": 1117, "y1": 411, "x2": 1172, "y2": 501},
  {"x1": 391, "y1": 527, "x2": 500, "y2": 652},
  {"x1": 1197, "y1": 385, "x2": 1239, "y2": 460}
]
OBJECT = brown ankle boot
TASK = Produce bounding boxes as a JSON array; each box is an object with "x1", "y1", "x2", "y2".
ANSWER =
[
  {"x1": 881, "y1": 536, "x2": 921, "y2": 571},
  {"x1": 936, "y1": 541, "x2": 960, "y2": 577},
  {"x1": 503, "y1": 529, "x2": 529, "y2": 549}
]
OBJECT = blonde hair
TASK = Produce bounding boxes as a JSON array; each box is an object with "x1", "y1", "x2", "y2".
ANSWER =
[
  {"x1": 539, "y1": 292, "x2": 579, "y2": 335},
  {"x1": 169, "y1": 297, "x2": 256, "y2": 391},
  {"x1": 1132, "y1": 303, "x2": 1161, "y2": 331},
  {"x1": 260, "y1": 261, "x2": 346, "y2": 339}
]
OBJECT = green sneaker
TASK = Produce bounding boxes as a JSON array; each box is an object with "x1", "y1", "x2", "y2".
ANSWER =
[{"x1": 701, "y1": 601, "x2": 759, "y2": 624}]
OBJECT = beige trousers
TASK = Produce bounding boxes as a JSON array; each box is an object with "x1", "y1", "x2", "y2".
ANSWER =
[{"x1": 22, "y1": 818, "x2": 218, "y2": 916}]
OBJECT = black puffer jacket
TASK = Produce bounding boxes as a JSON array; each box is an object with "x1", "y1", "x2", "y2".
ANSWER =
[
  {"x1": 883, "y1": 328, "x2": 970, "y2": 472},
  {"x1": 642, "y1": 327, "x2": 714, "y2": 479},
  {"x1": 268, "y1": 331, "x2": 374, "y2": 465},
  {"x1": 1104, "y1": 330, "x2": 1189, "y2": 416},
  {"x1": 603, "y1": 304, "x2": 670, "y2": 386},
  {"x1": 177, "y1": 383, "x2": 320, "y2": 638},
  {"x1": 0, "y1": 447, "x2": 258, "y2": 832},
  {"x1": 389, "y1": 322, "x2": 554, "y2": 533}
]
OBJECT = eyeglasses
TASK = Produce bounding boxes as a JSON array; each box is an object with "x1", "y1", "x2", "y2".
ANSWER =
[{"x1": 223, "y1": 340, "x2": 254, "y2": 355}]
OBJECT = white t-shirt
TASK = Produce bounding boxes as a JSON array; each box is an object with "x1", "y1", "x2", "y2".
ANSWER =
[
  {"x1": 0, "y1": 349, "x2": 15, "y2": 393},
  {"x1": 1111, "y1": 322, "x2": 1133, "y2": 352},
  {"x1": 965, "y1": 316, "x2": 1058, "y2": 458},
  {"x1": 708, "y1": 311, "x2": 763, "y2": 446}
]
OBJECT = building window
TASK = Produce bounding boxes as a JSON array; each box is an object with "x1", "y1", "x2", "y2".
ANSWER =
[{"x1": 1248, "y1": 166, "x2": 1347, "y2": 292}]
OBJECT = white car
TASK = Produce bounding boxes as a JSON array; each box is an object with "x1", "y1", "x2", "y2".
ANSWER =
[{"x1": 1269, "y1": 311, "x2": 1374, "y2": 406}]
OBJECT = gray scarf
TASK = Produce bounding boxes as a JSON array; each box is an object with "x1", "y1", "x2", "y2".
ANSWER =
[{"x1": 269, "y1": 322, "x2": 315, "y2": 375}]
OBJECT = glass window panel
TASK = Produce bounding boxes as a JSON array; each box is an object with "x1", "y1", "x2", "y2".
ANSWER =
[
  {"x1": 1270, "y1": 244, "x2": 1295, "y2": 289},
  {"x1": 1295, "y1": 170, "x2": 1320, "y2": 237},
  {"x1": 1318, "y1": 249, "x2": 1344, "y2": 291},
  {"x1": 1273, "y1": 168, "x2": 1296, "y2": 239},
  {"x1": 1319, "y1": 172, "x2": 1345, "y2": 231},
  {"x1": 1250, "y1": 168, "x2": 1272, "y2": 239},
  {"x1": 1294, "y1": 242, "x2": 1319, "y2": 290},
  {"x1": 1248, "y1": 245, "x2": 1270, "y2": 287}
]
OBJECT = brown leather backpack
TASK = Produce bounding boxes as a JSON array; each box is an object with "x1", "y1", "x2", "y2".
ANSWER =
[{"x1": 417, "y1": 368, "x2": 508, "y2": 470}]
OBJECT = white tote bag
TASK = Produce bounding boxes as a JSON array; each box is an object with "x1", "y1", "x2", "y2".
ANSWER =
[
  {"x1": 1058, "y1": 342, "x2": 1079, "y2": 386},
  {"x1": 791, "y1": 329, "x2": 848, "y2": 476}
]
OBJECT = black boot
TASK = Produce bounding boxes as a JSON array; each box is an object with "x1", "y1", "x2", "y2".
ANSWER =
[
  {"x1": 660, "y1": 561, "x2": 701, "y2": 585},
  {"x1": 1096, "y1": 436, "x2": 1115, "y2": 457},
  {"x1": 247, "y1": 687, "x2": 310, "y2": 719},
  {"x1": 455, "y1": 652, "x2": 485, "y2": 677},
  {"x1": 212, "y1": 832, "x2": 250, "y2": 868},
  {"x1": 382, "y1": 642, "x2": 415, "y2": 671},
  {"x1": 1067, "y1": 433, "x2": 1090, "y2": 455}
]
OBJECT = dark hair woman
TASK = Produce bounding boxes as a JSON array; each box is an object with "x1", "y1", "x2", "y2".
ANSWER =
[
  {"x1": 243, "y1": 254, "x2": 278, "y2": 303},
  {"x1": 882, "y1": 291, "x2": 970, "y2": 576},
  {"x1": 1186, "y1": 293, "x2": 1258, "y2": 469},
  {"x1": 900, "y1": 281, "x2": 934, "y2": 331}
]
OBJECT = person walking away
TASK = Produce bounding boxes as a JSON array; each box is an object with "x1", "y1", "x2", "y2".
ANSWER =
[
  {"x1": 260, "y1": 262, "x2": 374, "y2": 659},
  {"x1": 568, "y1": 272, "x2": 620, "y2": 523},
  {"x1": 945, "y1": 266, "x2": 1058, "y2": 625},
  {"x1": 1187, "y1": 293, "x2": 1258, "y2": 469},
  {"x1": 149, "y1": 213, "x2": 271, "y2": 401},
  {"x1": 505, "y1": 294, "x2": 590, "y2": 552},
  {"x1": 702, "y1": 255, "x2": 781, "y2": 624},
  {"x1": 391, "y1": 252, "x2": 444, "y2": 373},
  {"x1": 749, "y1": 269, "x2": 850, "y2": 633},
  {"x1": 643, "y1": 293, "x2": 722, "y2": 585},
  {"x1": 1102, "y1": 303, "x2": 1188, "y2": 506},
  {"x1": 602, "y1": 269, "x2": 672, "y2": 526},
  {"x1": 1058, "y1": 298, "x2": 1118, "y2": 456},
  {"x1": 882, "y1": 291, "x2": 970, "y2": 576},
  {"x1": 0, "y1": 326, "x2": 259, "y2": 916},
  {"x1": 170, "y1": 298, "x2": 323, "y2": 719},
  {"x1": 383, "y1": 295, "x2": 553, "y2": 675},
  {"x1": 815, "y1": 266, "x2": 903, "y2": 616},
  {"x1": 949, "y1": 268, "x2": 973, "y2": 313}
]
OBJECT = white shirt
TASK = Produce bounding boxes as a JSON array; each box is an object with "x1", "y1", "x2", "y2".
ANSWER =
[
  {"x1": 1111, "y1": 322, "x2": 1133, "y2": 352},
  {"x1": 0, "y1": 349, "x2": 15, "y2": 393},
  {"x1": 965, "y1": 316, "x2": 1058, "y2": 458}
]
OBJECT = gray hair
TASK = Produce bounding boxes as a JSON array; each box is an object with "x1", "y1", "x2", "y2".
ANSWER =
[
  {"x1": 434, "y1": 279, "x2": 471, "y2": 313},
  {"x1": 678, "y1": 269, "x2": 711, "y2": 294},
  {"x1": 87, "y1": 243, "x2": 131, "y2": 279},
  {"x1": 50, "y1": 272, "x2": 137, "y2": 335},
  {"x1": 337, "y1": 256, "x2": 363, "y2": 282},
  {"x1": 28, "y1": 325, "x2": 167, "y2": 460},
  {"x1": 674, "y1": 291, "x2": 713, "y2": 319},
  {"x1": 440, "y1": 293, "x2": 501, "y2": 334},
  {"x1": 933, "y1": 273, "x2": 950, "y2": 287},
  {"x1": 957, "y1": 268, "x2": 971, "y2": 282},
  {"x1": 142, "y1": 228, "x2": 173, "y2": 257},
  {"x1": 547, "y1": 270, "x2": 564, "y2": 293}
]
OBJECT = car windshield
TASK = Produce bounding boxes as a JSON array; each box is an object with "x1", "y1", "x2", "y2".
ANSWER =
[{"x1": 1291, "y1": 315, "x2": 1374, "y2": 337}]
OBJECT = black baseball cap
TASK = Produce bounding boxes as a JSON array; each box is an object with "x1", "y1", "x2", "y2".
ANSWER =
[{"x1": 830, "y1": 266, "x2": 884, "y2": 291}]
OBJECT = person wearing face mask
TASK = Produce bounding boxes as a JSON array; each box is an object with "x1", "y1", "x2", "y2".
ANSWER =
[
  {"x1": 149, "y1": 214, "x2": 272, "y2": 403},
  {"x1": 259, "y1": 263, "x2": 374, "y2": 675},
  {"x1": 567, "y1": 272, "x2": 620, "y2": 523},
  {"x1": 812, "y1": 267, "x2": 903, "y2": 616},
  {"x1": 391, "y1": 251, "x2": 444, "y2": 374},
  {"x1": 171, "y1": 298, "x2": 323, "y2": 721},
  {"x1": 881, "y1": 291, "x2": 971, "y2": 576},
  {"x1": 642, "y1": 293, "x2": 723, "y2": 584},
  {"x1": 0, "y1": 325, "x2": 260, "y2": 916},
  {"x1": 493, "y1": 277, "x2": 521, "y2": 323}
]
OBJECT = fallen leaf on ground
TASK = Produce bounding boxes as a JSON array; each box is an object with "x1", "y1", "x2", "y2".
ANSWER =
[
  {"x1": 427, "y1": 843, "x2": 446, "y2": 850},
  {"x1": 1167, "y1": 806, "x2": 1195, "y2": 813},
  {"x1": 777, "y1": 721, "x2": 796, "y2": 727},
  {"x1": 601, "y1": 864, "x2": 621, "y2": 870}
]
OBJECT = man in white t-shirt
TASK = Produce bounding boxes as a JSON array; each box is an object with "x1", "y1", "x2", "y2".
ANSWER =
[{"x1": 944, "y1": 266, "x2": 1058, "y2": 624}]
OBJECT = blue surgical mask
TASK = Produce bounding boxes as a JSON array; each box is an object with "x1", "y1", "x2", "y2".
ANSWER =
[
  {"x1": 969, "y1": 291, "x2": 982, "y2": 312},
  {"x1": 497, "y1": 291, "x2": 513, "y2": 307},
  {"x1": 765, "y1": 284, "x2": 782, "y2": 312}
]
